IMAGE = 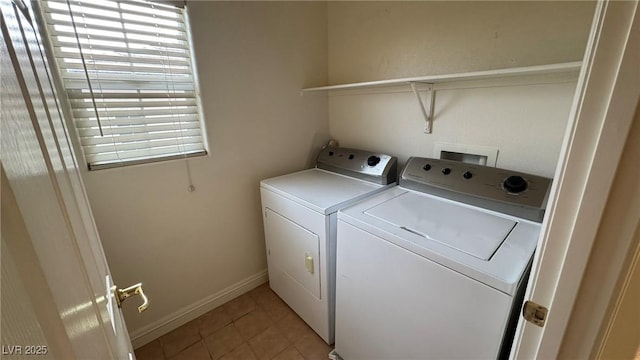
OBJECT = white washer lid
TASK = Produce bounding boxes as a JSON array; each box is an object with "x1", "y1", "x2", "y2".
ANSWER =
[
  {"x1": 260, "y1": 168, "x2": 385, "y2": 214},
  {"x1": 337, "y1": 187, "x2": 540, "y2": 295},
  {"x1": 365, "y1": 192, "x2": 516, "y2": 260}
]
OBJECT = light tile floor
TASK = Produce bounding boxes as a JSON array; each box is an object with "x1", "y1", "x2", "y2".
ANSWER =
[{"x1": 134, "y1": 283, "x2": 333, "y2": 360}]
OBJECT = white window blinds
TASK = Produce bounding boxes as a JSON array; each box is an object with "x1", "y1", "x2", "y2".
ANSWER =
[{"x1": 41, "y1": 0, "x2": 206, "y2": 169}]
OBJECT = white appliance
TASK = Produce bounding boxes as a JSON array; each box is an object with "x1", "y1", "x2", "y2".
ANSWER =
[
  {"x1": 260, "y1": 147, "x2": 397, "y2": 344},
  {"x1": 333, "y1": 157, "x2": 552, "y2": 359}
]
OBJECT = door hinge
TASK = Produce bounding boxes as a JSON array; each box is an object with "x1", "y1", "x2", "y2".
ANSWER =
[{"x1": 522, "y1": 300, "x2": 548, "y2": 327}]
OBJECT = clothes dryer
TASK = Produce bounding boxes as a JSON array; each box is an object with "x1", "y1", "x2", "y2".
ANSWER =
[{"x1": 260, "y1": 147, "x2": 397, "y2": 344}]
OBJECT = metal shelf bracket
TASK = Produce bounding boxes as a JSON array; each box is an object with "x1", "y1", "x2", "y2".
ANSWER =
[{"x1": 410, "y1": 82, "x2": 435, "y2": 134}]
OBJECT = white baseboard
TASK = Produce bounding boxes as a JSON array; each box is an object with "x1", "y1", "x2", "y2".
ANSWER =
[{"x1": 130, "y1": 269, "x2": 268, "y2": 349}]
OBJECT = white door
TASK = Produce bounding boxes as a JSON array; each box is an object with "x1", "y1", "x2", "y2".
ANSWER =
[
  {"x1": 512, "y1": 1, "x2": 640, "y2": 358},
  {"x1": 1, "y1": 0, "x2": 145, "y2": 358}
]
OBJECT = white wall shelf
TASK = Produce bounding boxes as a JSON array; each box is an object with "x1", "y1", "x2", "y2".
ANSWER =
[
  {"x1": 302, "y1": 61, "x2": 582, "y2": 134},
  {"x1": 301, "y1": 62, "x2": 582, "y2": 92}
]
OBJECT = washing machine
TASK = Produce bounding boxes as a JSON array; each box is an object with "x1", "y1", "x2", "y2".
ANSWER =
[
  {"x1": 260, "y1": 146, "x2": 397, "y2": 344},
  {"x1": 333, "y1": 157, "x2": 552, "y2": 359}
]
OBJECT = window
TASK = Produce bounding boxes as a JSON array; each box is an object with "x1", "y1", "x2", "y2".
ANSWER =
[{"x1": 41, "y1": 0, "x2": 206, "y2": 170}]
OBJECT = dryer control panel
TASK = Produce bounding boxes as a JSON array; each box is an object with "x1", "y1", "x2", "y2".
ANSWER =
[
  {"x1": 317, "y1": 147, "x2": 397, "y2": 185},
  {"x1": 400, "y1": 157, "x2": 552, "y2": 222}
]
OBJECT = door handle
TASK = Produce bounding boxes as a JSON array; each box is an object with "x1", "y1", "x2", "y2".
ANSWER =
[{"x1": 112, "y1": 283, "x2": 149, "y2": 313}]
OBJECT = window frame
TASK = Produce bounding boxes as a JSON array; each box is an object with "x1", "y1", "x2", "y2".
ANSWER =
[{"x1": 39, "y1": 0, "x2": 208, "y2": 171}]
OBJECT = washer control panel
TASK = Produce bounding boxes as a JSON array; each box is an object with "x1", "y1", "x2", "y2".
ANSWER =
[
  {"x1": 401, "y1": 157, "x2": 552, "y2": 221},
  {"x1": 317, "y1": 147, "x2": 398, "y2": 185}
]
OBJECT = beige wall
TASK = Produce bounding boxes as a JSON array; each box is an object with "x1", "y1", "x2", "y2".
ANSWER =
[
  {"x1": 328, "y1": 77, "x2": 577, "y2": 177},
  {"x1": 81, "y1": 2, "x2": 328, "y2": 338},
  {"x1": 328, "y1": 1, "x2": 595, "y2": 84},
  {"x1": 326, "y1": 1, "x2": 594, "y2": 177},
  {"x1": 598, "y1": 238, "x2": 640, "y2": 359}
]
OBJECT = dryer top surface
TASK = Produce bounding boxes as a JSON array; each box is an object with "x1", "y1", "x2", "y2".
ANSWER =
[{"x1": 261, "y1": 168, "x2": 389, "y2": 215}]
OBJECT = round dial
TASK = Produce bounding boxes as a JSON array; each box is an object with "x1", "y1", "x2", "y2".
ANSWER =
[
  {"x1": 367, "y1": 155, "x2": 381, "y2": 167},
  {"x1": 503, "y1": 175, "x2": 528, "y2": 193},
  {"x1": 423, "y1": 164, "x2": 431, "y2": 171},
  {"x1": 463, "y1": 171, "x2": 473, "y2": 179},
  {"x1": 442, "y1": 168, "x2": 451, "y2": 175}
]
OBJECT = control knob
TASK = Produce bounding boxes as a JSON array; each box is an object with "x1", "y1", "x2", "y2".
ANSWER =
[
  {"x1": 442, "y1": 168, "x2": 451, "y2": 175},
  {"x1": 463, "y1": 171, "x2": 473, "y2": 179},
  {"x1": 423, "y1": 164, "x2": 431, "y2": 171},
  {"x1": 367, "y1": 155, "x2": 381, "y2": 167},
  {"x1": 503, "y1": 175, "x2": 528, "y2": 193}
]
